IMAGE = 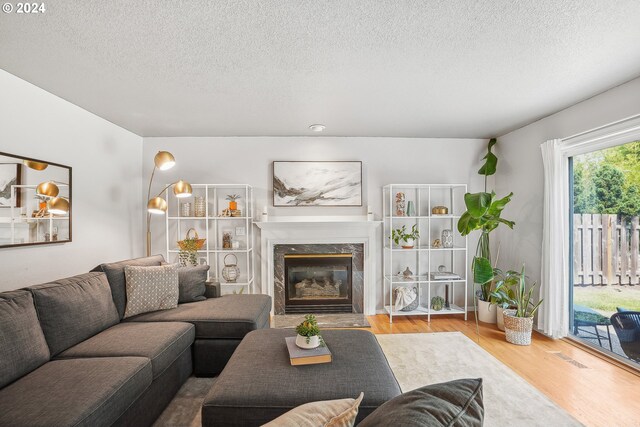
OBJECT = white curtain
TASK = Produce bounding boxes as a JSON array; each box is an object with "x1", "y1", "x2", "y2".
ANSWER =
[{"x1": 539, "y1": 139, "x2": 570, "y2": 338}]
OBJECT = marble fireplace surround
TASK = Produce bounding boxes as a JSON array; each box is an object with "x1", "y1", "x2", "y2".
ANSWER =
[
  {"x1": 274, "y1": 243, "x2": 364, "y2": 315},
  {"x1": 255, "y1": 216, "x2": 381, "y2": 315}
]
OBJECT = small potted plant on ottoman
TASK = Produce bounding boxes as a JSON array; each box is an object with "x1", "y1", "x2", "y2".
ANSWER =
[{"x1": 295, "y1": 314, "x2": 324, "y2": 349}]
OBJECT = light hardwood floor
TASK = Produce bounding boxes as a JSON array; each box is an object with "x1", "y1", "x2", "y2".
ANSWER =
[{"x1": 367, "y1": 314, "x2": 640, "y2": 427}]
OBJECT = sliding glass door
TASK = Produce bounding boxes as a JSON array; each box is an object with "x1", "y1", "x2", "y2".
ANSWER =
[{"x1": 569, "y1": 140, "x2": 640, "y2": 366}]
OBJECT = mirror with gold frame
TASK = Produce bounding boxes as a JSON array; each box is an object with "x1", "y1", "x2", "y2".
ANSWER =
[{"x1": 0, "y1": 152, "x2": 72, "y2": 248}]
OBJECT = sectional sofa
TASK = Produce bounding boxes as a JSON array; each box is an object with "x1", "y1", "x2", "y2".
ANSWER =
[{"x1": 0, "y1": 255, "x2": 271, "y2": 427}]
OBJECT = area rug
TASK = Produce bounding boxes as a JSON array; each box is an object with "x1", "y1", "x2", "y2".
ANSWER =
[
  {"x1": 154, "y1": 331, "x2": 581, "y2": 427},
  {"x1": 376, "y1": 332, "x2": 582, "y2": 427},
  {"x1": 272, "y1": 313, "x2": 370, "y2": 329}
]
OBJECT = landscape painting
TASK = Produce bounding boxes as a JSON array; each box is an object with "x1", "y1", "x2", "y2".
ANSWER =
[
  {"x1": 0, "y1": 163, "x2": 21, "y2": 208},
  {"x1": 273, "y1": 161, "x2": 362, "y2": 206}
]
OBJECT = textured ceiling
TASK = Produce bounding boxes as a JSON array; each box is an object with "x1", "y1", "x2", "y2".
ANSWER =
[{"x1": 1, "y1": 1, "x2": 640, "y2": 138}]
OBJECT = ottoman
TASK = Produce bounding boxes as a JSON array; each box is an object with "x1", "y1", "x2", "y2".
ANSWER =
[{"x1": 201, "y1": 329, "x2": 401, "y2": 426}]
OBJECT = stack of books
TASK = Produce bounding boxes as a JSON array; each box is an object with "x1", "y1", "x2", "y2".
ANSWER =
[
  {"x1": 430, "y1": 271, "x2": 462, "y2": 280},
  {"x1": 285, "y1": 337, "x2": 332, "y2": 366}
]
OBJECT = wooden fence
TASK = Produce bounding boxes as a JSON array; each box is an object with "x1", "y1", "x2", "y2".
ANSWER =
[{"x1": 573, "y1": 214, "x2": 640, "y2": 285}]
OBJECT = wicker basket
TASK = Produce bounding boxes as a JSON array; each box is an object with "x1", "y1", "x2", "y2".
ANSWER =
[
  {"x1": 177, "y1": 228, "x2": 206, "y2": 251},
  {"x1": 503, "y1": 314, "x2": 534, "y2": 346}
]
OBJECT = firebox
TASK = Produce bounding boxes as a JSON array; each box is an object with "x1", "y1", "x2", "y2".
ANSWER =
[{"x1": 284, "y1": 253, "x2": 353, "y2": 313}]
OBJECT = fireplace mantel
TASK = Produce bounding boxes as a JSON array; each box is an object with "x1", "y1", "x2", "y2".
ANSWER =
[{"x1": 255, "y1": 216, "x2": 381, "y2": 315}]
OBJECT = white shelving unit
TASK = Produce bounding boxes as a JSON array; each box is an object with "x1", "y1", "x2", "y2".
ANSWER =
[
  {"x1": 1, "y1": 184, "x2": 70, "y2": 245},
  {"x1": 382, "y1": 184, "x2": 468, "y2": 323},
  {"x1": 165, "y1": 184, "x2": 254, "y2": 294}
]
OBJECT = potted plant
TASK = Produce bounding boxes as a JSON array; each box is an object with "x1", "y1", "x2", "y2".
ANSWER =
[
  {"x1": 503, "y1": 266, "x2": 543, "y2": 345},
  {"x1": 295, "y1": 314, "x2": 325, "y2": 349},
  {"x1": 458, "y1": 139, "x2": 515, "y2": 324},
  {"x1": 391, "y1": 224, "x2": 420, "y2": 249},
  {"x1": 226, "y1": 194, "x2": 240, "y2": 210},
  {"x1": 490, "y1": 268, "x2": 520, "y2": 331}
]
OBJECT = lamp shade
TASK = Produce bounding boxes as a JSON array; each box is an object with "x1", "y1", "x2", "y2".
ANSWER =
[
  {"x1": 147, "y1": 196, "x2": 168, "y2": 215},
  {"x1": 154, "y1": 151, "x2": 176, "y2": 171},
  {"x1": 24, "y1": 160, "x2": 49, "y2": 171},
  {"x1": 48, "y1": 197, "x2": 69, "y2": 215},
  {"x1": 173, "y1": 180, "x2": 192, "y2": 198},
  {"x1": 36, "y1": 181, "x2": 59, "y2": 198}
]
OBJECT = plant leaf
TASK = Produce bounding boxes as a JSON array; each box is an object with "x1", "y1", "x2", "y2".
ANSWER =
[
  {"x1": 486, "y1": 192, "x2": 513, "y2": 217},
  {"x1": 478, "y1": 138, "x2": 498, "y2": 176},
  {"x1": 464, "y1": 192, "x2": 492, "y2": 218},
  {"x1": 473, "y1": 256, "x2": 494, "y2": 285},
  {"x1": 457, "y1": 211, "x2": 481, "y2": 235}
]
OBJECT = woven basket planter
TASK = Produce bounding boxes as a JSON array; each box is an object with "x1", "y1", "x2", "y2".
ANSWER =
[{"x1": 503, "y1": 314, "x2": 534, "y2": 346}]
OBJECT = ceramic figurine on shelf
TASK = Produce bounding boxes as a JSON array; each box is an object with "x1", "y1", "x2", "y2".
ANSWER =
[
  {"x1": 432, "y1": 239, "x2": 441, "y2": 248},
  {"x1": 222, "y1": 231, "x2": 232, "y2": 249},
  {"x1": 395, "y1": 192, "x2": 406, "y2": 216},
  {"x1": 402, "y1": 267, "x2": 413, "y2": 279}
]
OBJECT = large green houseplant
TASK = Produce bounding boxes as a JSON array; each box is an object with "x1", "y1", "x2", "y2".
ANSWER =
[{"x1": 457, "y1": 139, "x2": 515, "y2": 324}]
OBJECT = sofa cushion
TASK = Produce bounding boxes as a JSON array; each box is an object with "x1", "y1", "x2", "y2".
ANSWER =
[
  {"x1": 178, "y1": 264, "x2": 210, "y2": 303},
  {"x1": 0, "y1": 290, "x2": 50, "y2": 389},
  {"x1": 0, "y1": 357, "x2": 152, "y2": 427},
  {"x1": 56, "y1": 322, "x2": 195, "y2": 379},
  {"x1": 357, "y1": 378, "x2": 484, "y2": 427},
  {"x1": 98, "y1": 254, "x2": 165, "y2": 319},
  {"x1": 125, "y1": 294, "x2": 271, "y2": 339},
  {"x1": 30, "y1": 272, "x2": 120, "y2": 356},
  {"x1": 123, "y1": 264, "x2": 179, "y2": 318}
]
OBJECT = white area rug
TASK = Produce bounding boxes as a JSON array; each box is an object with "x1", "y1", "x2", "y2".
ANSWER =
[
  {"x1": 376, "y1": 332, "x2": 582, "y2": 427},
  {"x1": 154, "y1": 332, "x2": 583, "y2": 426}
]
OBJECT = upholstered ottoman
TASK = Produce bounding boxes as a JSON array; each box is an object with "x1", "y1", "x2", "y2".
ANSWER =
[{"x1": 201, "y1": 329, "x2": 401, "y2": 426}]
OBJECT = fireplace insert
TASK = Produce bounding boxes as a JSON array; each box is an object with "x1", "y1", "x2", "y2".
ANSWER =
[{"x1": 284, "y1": 253, "x2": 353, "y2": 313}]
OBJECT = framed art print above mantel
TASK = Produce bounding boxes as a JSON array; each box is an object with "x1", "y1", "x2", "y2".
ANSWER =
[{"x1": 273, "y1": 161, "x2": 362, "y2": 207}]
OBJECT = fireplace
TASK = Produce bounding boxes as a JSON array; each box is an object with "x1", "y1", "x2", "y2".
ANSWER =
[{"x1": 284, "y1": 254, "x2": 353, "y2": 313}]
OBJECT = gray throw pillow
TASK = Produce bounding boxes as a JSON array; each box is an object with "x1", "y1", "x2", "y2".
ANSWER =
[
  {"x1": 178, "y1": 265, "x2": 210, "y2": 303},
  {"x1": 123, "y1": 264, "x2": 179, "y2": 318},
  {"x1": 357, "y1": 378, "x2": 483, "y2": 427},
  {"x1": 0, "y1": 291, "x2": 50, "y2": 388}
]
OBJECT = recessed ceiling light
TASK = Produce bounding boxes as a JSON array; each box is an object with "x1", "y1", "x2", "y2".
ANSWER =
[{"x1": 309, "y1": 124, "x2": 326, "y2": 132}]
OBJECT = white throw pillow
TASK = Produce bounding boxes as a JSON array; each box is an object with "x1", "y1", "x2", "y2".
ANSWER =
[
  {"x1": 262, "y1": 393, "x2": 364, "y2": 427},
  {"x1": 123, "y1": 264, "x2": 179, "y2": 318}
]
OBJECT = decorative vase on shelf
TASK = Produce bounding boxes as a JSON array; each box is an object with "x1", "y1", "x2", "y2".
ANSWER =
[
  {"x1": 194, "y1": 196, "x2": 205, "y2": 217},
  {"x1": 295, "y1": 334, "x2": 320, "y2": 349},
  {"x1": 180, "y1": 202, "x2": 192, "y2": 217},
  {"x1": 406, "y1": 201, "x2": 416, "y2": 217},
  {"x1": 441, "y1": 229, "x2": 453, "y2": 248},
  {"x1": 395, "y1": 192, "x2": 406, "y2": 216}
]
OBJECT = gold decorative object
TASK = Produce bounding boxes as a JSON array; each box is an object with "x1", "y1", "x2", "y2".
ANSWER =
[
  {"x1": 36, "y1": 181, "x2": 59, "y2": 198},
  {"x1": 24, "y1": 160, "x2": 48, "y2": 171},
  {"x1": 432, "y1": 239, "x2": 441, "y2": 248},
  {"x1": 154, "y1": 151, "x2": 176, "y2": 170},
  {"x1": 431, "y1": 206, "x2": 448, "y2": 215},
  {"x1": 147, "y1": 196, "x2": 168, "y2": 214},
  {"x1": 48, "y1": 197, "x2": 69, "y2": 215}
]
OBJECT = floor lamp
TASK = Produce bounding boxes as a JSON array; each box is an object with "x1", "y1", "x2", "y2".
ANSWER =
[{"x1": 146, "y1": 151, "x2": 192, "y2": 256}]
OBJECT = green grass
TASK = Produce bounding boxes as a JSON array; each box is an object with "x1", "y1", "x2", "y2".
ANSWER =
[{"x1": 573, "y1": 287, "x2": 640, "y2": 314}]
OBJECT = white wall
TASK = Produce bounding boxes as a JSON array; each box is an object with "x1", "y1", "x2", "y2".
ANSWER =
[
  {"x1": 0, "y1": 70, "x2": 144, "y2": 290},
  {"x1": 495, "y1": 76, "x2": 640, "y2": 287},
  {"x1": 143, "y1": 136, "x2": 488, "y2": 311}
]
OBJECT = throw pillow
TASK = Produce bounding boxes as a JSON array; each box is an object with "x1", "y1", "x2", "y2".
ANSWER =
[
  {"x1": 123, "y1": 264, "x2": 179, "y2": 318},
  {"x1": 263, "y1": 393, "x2": 364, "y2": 427},
  {"x1": 178, "y1": 265, "x2": 210, "y2": 303},
  {"x1": 357, "y1": 378, "x2": 483, "y2": 427}
]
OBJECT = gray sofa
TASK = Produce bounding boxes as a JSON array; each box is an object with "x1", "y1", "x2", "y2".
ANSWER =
[{"x1": 0, "y1": 255, "x2": 271, "y2": 427}]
